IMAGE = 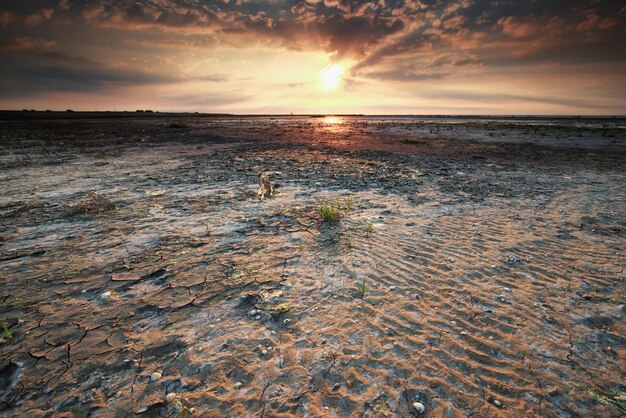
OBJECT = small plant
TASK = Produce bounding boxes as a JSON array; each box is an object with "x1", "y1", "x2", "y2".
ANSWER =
[
  {"x1": 578, "y1": 385, "x2": 626, "y2": 414},
  {"x1": 319, "y1": 202, "x2": 341, "y2": 223},
  {"x1": 357, "y1": 278, "x2": 367, "y2": 298},
  {"x1": 173, "y1": 405, "x2": 193, "y2": 418},
  {"x1": 435, "y1": 331, "x2": 443, "y2": 346},
  {"x1": 73, "y1": 407, "x2": 87, "y2": 418},
  {"x1": 365, "y1": 222, "x2": 374, "y2": 236},
  {"x1": 205, "y1": 223, "x2": 212, "y2": 237},
  {"x1": 1, "y1": 322, "x2": 12, "y2": 341}
]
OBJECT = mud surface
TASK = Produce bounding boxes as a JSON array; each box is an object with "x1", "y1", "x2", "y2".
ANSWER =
[{"x1": 1, "y1": 116, "x2": 625, "y2": 417}]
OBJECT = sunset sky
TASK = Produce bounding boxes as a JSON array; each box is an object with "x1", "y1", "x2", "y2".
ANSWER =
[{"x1": 1, "y1": 0, "x2": 624, "y2": 114}]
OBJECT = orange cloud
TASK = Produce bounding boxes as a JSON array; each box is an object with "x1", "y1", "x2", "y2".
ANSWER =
[{"x1": 25, "y1": 8, "x2": 54, "y2": 26}]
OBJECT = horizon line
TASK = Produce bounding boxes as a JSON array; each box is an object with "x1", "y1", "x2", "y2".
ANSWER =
[{"x1": 1, "y1": 110, "x2": 625, "y2": 119}]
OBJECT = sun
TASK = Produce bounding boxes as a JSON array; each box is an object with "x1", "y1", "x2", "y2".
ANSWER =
[{"x1": 319, "y1": 64, "x2": 344, "y2": 90}]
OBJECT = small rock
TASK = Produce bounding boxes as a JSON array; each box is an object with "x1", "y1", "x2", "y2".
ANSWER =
[
  {"x1": 249, "y1": 309, "x2": 257, "y2": 316},
  {"x1": 389, "y1": 286, "x2": 396, "y2": 291},
  {"x1": 150, "y1": 372, "x2": 162, "y2": 382},
  {"x1": 491, "y1": 264, "x2": 497, "y2": 269},
  {"x1": 261, "y1": 349, "x2": 268, "y2": 356},
  {"x1": 494, "y1": 399, "x2": 502, "y2": 407},
  {"x1": 413, "y1": 402, "x2": 425, "y2": 413},
  {"x1": 188, "y1": 408, "x2": 195, "y2": 414},
  {"x1": 165, "y1": 393, "x2": 176, "y2": 403},
  {"x1": 100, "y1": 292, "x2": 111, "y2": 300},
  {"x1": 234, "y1": 382, "x2": 243, "y2": 389},
  {"x1": 255, "y1": 315, "x2": 261, "y2": 320},
  {"x1": 332, "y1": 382, "x2": 341, "y2": 391}
]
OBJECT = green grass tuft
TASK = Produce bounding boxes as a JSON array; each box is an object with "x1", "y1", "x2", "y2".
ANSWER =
[
  {"x1": 74, "y1": 407, "x2": 87, "y2": 418},
  {"x1": 319, "y1": 203, "x2": 341, "y2": 223},
  {"x1": 356, "y1": 278, "x2": 367, "y2": 298},
  {"x1": 1, "y1": 322, "x2": 12, "y2": 341}
]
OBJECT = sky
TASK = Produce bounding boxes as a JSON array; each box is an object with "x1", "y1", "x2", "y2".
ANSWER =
[{"x1": 0, "y1": 0, "x2": 625, "y2": 115}]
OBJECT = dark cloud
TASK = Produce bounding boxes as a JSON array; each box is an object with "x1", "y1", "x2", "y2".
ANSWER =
[
  {"x1": 15, "y1": 65, "x2": 177, "y2": 92},
  {"x1": 0, "y1": 37, "x2": 55, "y2": 52}
]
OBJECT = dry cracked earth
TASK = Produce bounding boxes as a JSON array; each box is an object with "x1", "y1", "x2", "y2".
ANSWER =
[{"x1": 0, "y1": 116, "x2": 625, "y2": 417}]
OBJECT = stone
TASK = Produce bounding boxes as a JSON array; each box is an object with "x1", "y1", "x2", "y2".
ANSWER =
[
  {"x1": 150, "y1": 372, "x2": 161, "y2": 382},
  {"x1": 165, "y1": 393, "x2": 176, "y2": 403},
  {"x1": 412, "y1": 402, "x2": 425, "y2": 413}
]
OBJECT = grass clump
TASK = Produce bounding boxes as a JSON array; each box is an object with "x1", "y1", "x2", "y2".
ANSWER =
[
  {"x1": 1, "y1": 322, "x2": 13, "y2": 341},
  {"x1": 66, "y1": 191, "x2": 115, "y2": 216},
  {"x1": 319, "y1": 202, "x2": 341, "y2": 223},
  {"x1": 578, "y1": 385, "x2": 626, "y2": 414},
  {"x1": 318, "y1": 196, "x2": 355, "y2": 223},
  {"x1": 73, "y1": 407, "x2": 87, "y2": 418},
  {"x1": 356, "y1": 278, "x2": 367, "y2": 298}
]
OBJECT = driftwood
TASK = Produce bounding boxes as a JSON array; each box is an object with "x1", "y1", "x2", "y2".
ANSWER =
[{"x1": 257, "y1": 172, "x2": 274, "y2": 200}]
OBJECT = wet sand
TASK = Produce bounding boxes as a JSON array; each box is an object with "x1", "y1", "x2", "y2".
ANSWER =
[{"x1": 1, "y1": 115, "x2": 625, "y2": 417}]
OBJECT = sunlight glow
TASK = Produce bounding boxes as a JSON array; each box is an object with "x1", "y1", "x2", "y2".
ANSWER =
[
  {"x1": 319, "y1": 64, "x2": 344, "y2": 90},
  {"x1": 323, "y1": 116, "x2": 342, "y2": 124}
]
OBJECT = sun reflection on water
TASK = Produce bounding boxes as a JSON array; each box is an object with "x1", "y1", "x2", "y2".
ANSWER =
[{"x1": 323, "y1": 116, "x2": 342, "y2": 125}]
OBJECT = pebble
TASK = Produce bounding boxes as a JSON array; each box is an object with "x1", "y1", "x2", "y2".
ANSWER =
[
  {"x1": 332, "y1": 382, "x2": 341, "y2": 391},
  {"x1": 389, "y1": 286, "x2": 396, "y2": 291},
  {"x1": 494, "y1": 400, "x2": 502, "y2": 407},
  {"x1": 491, "y1": 264, "x2": 497, "y2": 268},
  {"x1": 249, "y1": 309, "x2": 257, "y2": 316},
  {"x1": 413, "y1": 402, "x2": 425, "y2": 413},
  {"x1": 100, "y1": 292, "x2": 111, "y2": 300},
  {"x1": 234, "y1": 382, "x2": 243, "y2": 389},
  {"x1": 150, "y1": 372, "x2": 162, "y2": 382},
  {"x1": 261, "y1": 349, "x2": 268, "y2": 355},
  {"x1": 165, "y1": 393, "x2": 176, "y2": 403}
]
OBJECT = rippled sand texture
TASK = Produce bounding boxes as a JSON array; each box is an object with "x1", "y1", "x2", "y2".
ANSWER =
[{"x1": 1, "y1": 117, "x2": 625, "y2": 417}]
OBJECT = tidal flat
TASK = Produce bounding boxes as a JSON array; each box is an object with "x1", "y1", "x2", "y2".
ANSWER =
[{"x1": 1, "y1": 114, "x2": 624, "y2": 417}]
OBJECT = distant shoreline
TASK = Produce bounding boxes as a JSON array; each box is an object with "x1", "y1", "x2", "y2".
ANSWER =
[{"x1": 0, "y1": 110, "x2": 624, "y2": 122}]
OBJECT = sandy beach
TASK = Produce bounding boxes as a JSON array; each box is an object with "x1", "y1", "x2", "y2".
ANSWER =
[{"x1": 1, "y1": 114, "x2": 624, "y2": 417}]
